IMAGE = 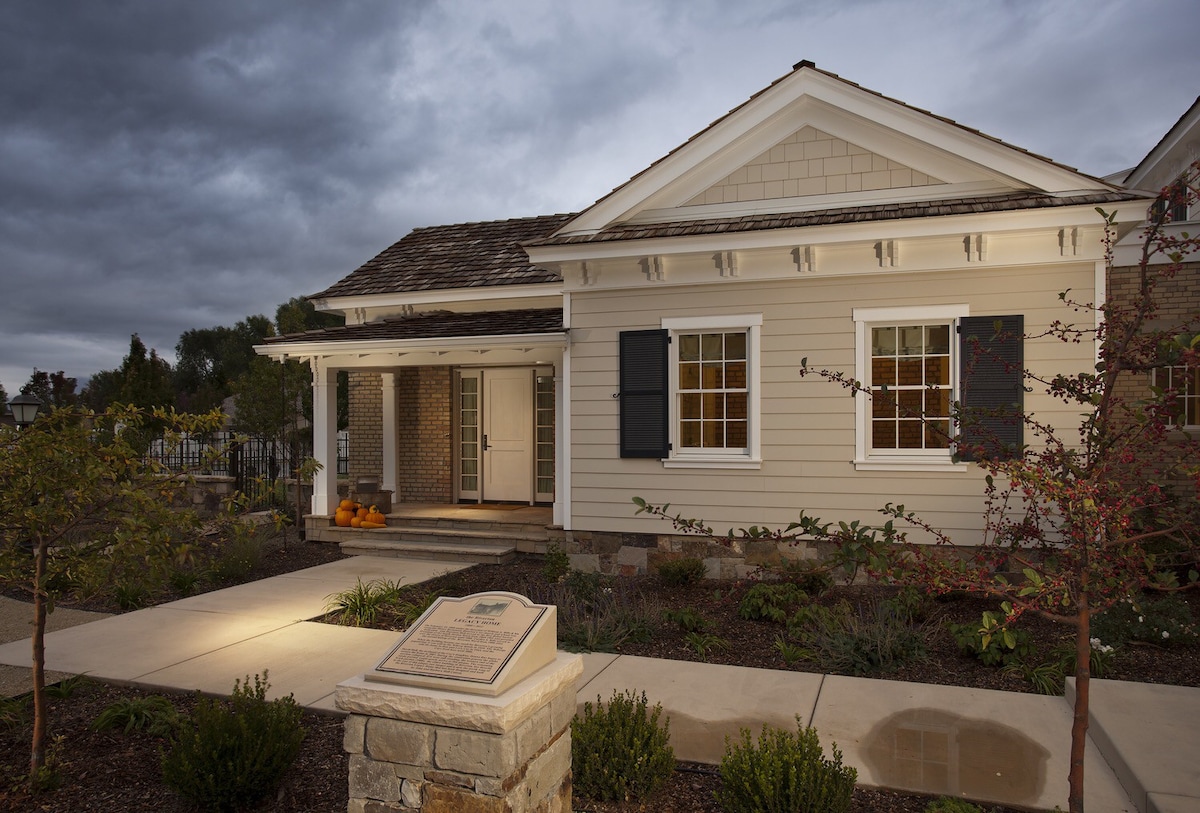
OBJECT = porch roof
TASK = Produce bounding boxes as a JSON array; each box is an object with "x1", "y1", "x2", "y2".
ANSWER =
[
  {"x1": 525, "y1": 189, "x2": 1146, "y2": 247},
  {"x1": 263, "y1": 307, "x2": 565, "y2": 346}
]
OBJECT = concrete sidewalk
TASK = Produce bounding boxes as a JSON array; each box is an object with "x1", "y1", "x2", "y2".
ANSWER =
[{"x1": 0, "y1": 559, "x2": 1195, "y2": 812}]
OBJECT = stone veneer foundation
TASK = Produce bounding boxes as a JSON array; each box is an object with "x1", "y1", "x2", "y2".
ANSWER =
[{"x1": 337, "y1": 653, "x2": 582, "y2": 813}]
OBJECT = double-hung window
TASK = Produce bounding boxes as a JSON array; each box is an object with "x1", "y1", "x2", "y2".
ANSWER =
[
  {"x1": 853, "y1": 306, "x2": 1022, "y2": 470},
  {"x1": 1153, "y1": 366, "x2": 1200, "y2": 428},
  {"x1": 618, "y1": 314, "x2": 761, "y2": 467}
]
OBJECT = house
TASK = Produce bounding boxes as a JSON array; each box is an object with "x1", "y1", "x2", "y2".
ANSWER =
[
  {"x1": 1109, "y1": 95, "x2": 1200, "y2": 429},
  {"x1": 259, "y1": 61, "x2": 1149, "y2": 573}
]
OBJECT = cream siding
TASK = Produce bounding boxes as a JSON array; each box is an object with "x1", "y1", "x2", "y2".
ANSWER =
[{"x1": 568, "y1": 263, "x2": 1096, "y2": 543}]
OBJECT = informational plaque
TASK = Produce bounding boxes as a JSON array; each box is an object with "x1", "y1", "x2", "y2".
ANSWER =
[{"x1": 367, "y1": 592, "x2": 557, "y2": 696}]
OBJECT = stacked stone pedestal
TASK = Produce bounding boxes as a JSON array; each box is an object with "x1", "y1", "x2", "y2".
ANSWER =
[{"x1": 337, "y1": 653, "x2": 582, "y2": 813}]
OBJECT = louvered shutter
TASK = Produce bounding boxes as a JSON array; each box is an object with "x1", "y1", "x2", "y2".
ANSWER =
[
  {"x1": 958, "y1": 315, "x2": 1024, "y2": 462},
  {"x1": 619, "y1": 329, "x2": 669, "y2": 458}
]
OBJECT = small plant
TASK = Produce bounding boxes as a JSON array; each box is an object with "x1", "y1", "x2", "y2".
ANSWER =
[
  {"x1": 167, "y1": 565, "x2": 205, "y2": 596},
  {"x1": 0, "y1": 695, "x2": 28, "y2": 731},
  {"x1": 948, "y1": 612, "x2": 1034, "y2": 668},
  {"x1": 1090, "y1": 593, "x2": 1197, "y2": 647},
  {"x1": 738, "y1": 582, "x2": 809, "y2": 622},
  {"x1": 684, "y1": 631, "x2": 728, "y2": 661},
  {"x1": 571, "y1": 689, "x2": 674, "y2": 803},
  {"x1": 717, "y1": 717, "x2": 856, "y2": 813},
  {"x1": 325, "y1": 578, "x2": 404, "y2": 626},
  {"x1": 538, "y1": 577, "x2": 655, "y2": 653},
  {"x1": 92, "y1": 694, "x2": 179, "y2": 737},
  {"x1": 1004, "y1": 639, "x2": 1115, "y2": 695},
  {"x1": 656, "y1": 557, "x2": 708, "y2": 586},
  {"x1": 541, "y1": 542, "x2": 570, "y2": 582},
  {"x1": 662, "y1": 606, "x2": 709, "y2": 632},
  {"x1": 789, "y1": 599, "x2": 931, "y2": 676},
  {"x1": 924, "y1": 797, "x2": 985, "y2": 813},
  {"x1": 774, "y1": 635, "x2": 807, "y2": 666},
  {"x1": 161, "y1": 672, "x2": 304, "y2": 812},
  {"x1": 395, "y1": 591, "x2": 439, "y2": 627},
  {"x1": 775, "y1": 558, "x2": 834, "y2": 596},
  {"x1": 113, "y1": 580, "x2": 151, "y2": 611},
  {"x1": 43, "y1": 673, "x2": 90, "y2": 699},
  {"x1": 207, "y1": 520, "x2": 266, "y2": 583}
]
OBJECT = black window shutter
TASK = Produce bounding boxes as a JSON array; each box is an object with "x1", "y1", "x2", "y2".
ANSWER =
[
  {"x1": 958, "y1": 315, "x2": 1023, "y2": 462},
  {"x1": 619, "y1": 329, "x2": 669, "y2": 458}
]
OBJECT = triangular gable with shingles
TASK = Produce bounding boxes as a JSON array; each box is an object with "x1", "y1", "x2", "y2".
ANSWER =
[
  {"x1": 550, "y1": 61, "x2": 1123, "y2": 241},
  {"x1": 683, "y1": 124, "x2": 944, "y2": 208}
]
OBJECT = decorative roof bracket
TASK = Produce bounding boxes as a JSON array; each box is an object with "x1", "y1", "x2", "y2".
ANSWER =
[
  {"x1": 791, "y1": 245, "x2": 815, "y2": 273},
  {"x1": 875, "y1": 240, "x2": 899, "y2": 268},
  {"x1": 964, "y1": 233, "x2": 988, "y2": 262},
  {"x1": 642, "y1": 255, "x2": 666, "y2": 282}
]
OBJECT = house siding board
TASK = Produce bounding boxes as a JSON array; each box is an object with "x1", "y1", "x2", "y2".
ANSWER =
[{"x1": 569, "y1": 264, "x2": 1096, "y2": 543}]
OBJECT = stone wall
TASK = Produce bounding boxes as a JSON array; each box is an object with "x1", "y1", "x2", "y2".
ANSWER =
[
  {"x1": 550, "y1": 528, "x2": 821, "y2": 580},
  {"x1": 348, "y1": 371, "x2": 384, "y2": 483}
]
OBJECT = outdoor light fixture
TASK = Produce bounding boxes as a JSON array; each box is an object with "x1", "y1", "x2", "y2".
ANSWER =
[{"x1": 8, "y1": 392, "x2": 43, "y2": 428}]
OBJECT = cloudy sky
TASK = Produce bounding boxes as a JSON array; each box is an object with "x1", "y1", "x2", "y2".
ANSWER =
[{"x1": 1, "y1": 0, "x2": 1196, "y2": 395}]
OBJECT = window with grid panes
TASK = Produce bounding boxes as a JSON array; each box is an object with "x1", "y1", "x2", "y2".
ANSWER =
[
  {"x1": 1154, "y1": 366, "x2": 1200, "y2": 427},
  {"x1": 677, "y1": 331, "x2": 748, "y2": 452},
  {"x1": 869, "y1": 323, "x2": 953, "y2": 452}
]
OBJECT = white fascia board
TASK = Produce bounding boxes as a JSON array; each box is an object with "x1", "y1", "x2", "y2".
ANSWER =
[
  {"x1": 254, "y1": 331, "x2": 567, "y2": 360},
  {"x1": 528, "y1": 200, "x2": 1149, "y2": 265},
  {"x1": 311, "y1": 282, "x2": 563, "y2": 314}
]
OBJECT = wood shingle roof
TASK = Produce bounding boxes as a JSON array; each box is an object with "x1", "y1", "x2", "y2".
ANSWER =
[{"x1": 311, "y1": 214, "x2": 574, "y2": 299}]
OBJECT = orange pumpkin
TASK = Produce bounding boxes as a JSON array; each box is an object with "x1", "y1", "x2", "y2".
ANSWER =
[
  {"x1": 350, "y1": 516, "x2": 363, "y2": 528},
  {"x1": 334, "y1": 508, "x2": 354, "y2": 527},
  {"x1": 356, "y1": 507, "x2": 368, "y2": 519},
  {"x1": 365, "y1": 506, "x2": 386, "y2": 525},
  {"x1": 338, "y1": 499, "x2": 355, "y2": 511}
]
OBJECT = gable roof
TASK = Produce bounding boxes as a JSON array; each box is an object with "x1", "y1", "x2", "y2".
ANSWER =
[
  {"x1": 555, "y1": 61, "x2": 1122, "y2": 238},
  {"x1": 311, "y1": 213, "x2": 573, "y2": 300},
  {"x1": 1123, "y1": 95, "x2": 1200, "y2": 191}
]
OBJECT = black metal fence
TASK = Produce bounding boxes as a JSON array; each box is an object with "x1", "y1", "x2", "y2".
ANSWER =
[{"x1": 149, "y1": 431, "x2": 349, "y2": 509}]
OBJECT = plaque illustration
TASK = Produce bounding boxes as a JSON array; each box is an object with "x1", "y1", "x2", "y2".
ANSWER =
[{"x1": 469, "y1": 599, "x2": 511, "y2": 617}]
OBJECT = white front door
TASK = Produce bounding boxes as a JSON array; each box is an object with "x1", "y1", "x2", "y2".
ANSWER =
[{"x1": 459, "y1": 368, "x2": 535, "y2": 503}]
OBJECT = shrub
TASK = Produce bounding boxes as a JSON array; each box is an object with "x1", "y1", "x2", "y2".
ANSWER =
[
  {"x1": 325, "y1": 578, "x2": 405, "y2": 626},
  {"x1": 717, "y1": 717, "x2": 856, "y2": 813},
  {"x1": 161, "y1": 672, "x2": 304, "y2": 812},
  {"x1": 789, "y1": 599, "x2": 931, "y2": 676},
  {"x1": 207, "y1": 522, "x2": 265, "y2": 583},
  {"x1": 656, "y1": 557, "x2": 708, "y2": 586},
  {"x1": 1090, "y1": 593, "x2": 1197, "y2": 647},
  {"x1": 113, "y1": 580, "x2": 151, "y2": 611},
  {"x1": 947, "y1": 614, "x2": 1034, "y2": 668},
  {"x1": 92, "y1": 694, "x2": 178, "y2": 737},
  {"x1": 572, "y1": 689, "x2": 674, "y2": 802},
  {"x1": 924, "y1": 798, "x2": 984, "y2": 813},
  {"x1": 739, "y1": 582, "x2": 809, "y2": 622},
  {"x1": 775, "y1": 559, "x2": 834, "y2": 596},
  {"x1": 535, "y1": 576, "x2": 655, "y2": 653},
  {"x1": 662, "y1": 606, "x2": 709, "y2": 632},
  {"x1": 43, "y1": 673, "x2": 89, "y2": 699},
  {"x1": 1003, "y1": 639, "x2": 1114, "y2": 695},
  {"x1": 541, "y1": 542, "x2": 570, "y2": 582},
  {"x1": 0, "y1": 695, "x2": 27, "y2": 731}
]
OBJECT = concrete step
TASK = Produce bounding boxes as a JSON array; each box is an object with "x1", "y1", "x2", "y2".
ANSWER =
[{"x1": 338, "y1": 536, "x2": 516, "y2": 565}]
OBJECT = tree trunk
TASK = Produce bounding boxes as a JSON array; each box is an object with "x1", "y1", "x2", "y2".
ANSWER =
[
  {"x1": 1068, "y1": 589, "x2": 1091, "y2": 813},
  {"x1": 30, "y1": 539, "x2": 48, "y2": 779}
]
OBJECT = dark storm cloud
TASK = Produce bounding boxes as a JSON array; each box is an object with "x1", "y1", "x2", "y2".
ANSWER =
[{"x1": 0, "y1": 0, "x2": 1195, "y2": 393}]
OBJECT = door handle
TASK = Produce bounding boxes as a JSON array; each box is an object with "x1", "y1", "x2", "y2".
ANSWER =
[{"x1": 482, "y1": 434, "x2": 488, "y2": 451}]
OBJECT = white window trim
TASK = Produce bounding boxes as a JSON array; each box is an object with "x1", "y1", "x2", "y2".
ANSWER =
[
  {"x1": 852, "y1": 304, "x2": 971, "y2": 472},
  {"x1": 1152, "y1": 366, "x2": 1200, "y2": 430},
  {"x1": 661, "y1": 314, "x2": 762, "y2": 469}
]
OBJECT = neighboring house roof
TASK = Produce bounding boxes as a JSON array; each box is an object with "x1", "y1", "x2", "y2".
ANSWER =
[
  {"x1": 311, "y1": 214, "x2": 574, "y2": 299},
  {"x1": 1123, "y1": 95, "x2": 1200, "y2": 189},
  {"x1": 527, "y1": 190, "x2": 1142, "y2": 248},
  {"x1": 263, "y1": 308, "x2": 564, "y2": 345}
]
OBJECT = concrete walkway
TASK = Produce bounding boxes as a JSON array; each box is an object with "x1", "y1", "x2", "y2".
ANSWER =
[{"x1": 0, "y1": 559, "x2": 1194, "y2": 813}]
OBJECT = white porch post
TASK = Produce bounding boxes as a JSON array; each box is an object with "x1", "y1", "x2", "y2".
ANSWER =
[
  {"x1": 554, "y1": 349, "x2": 570, "y2": 529},
  {"x1": 311, "y1": 359, "x2": 339, "y2": 515},
  {"x1": 381, "y1": 372, "x2": 398, "y2": 495}
]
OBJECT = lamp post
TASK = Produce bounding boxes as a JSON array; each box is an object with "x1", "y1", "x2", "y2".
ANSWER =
[{"x1": 9, "y1": 392, "x2": 43, "y2": 429}]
